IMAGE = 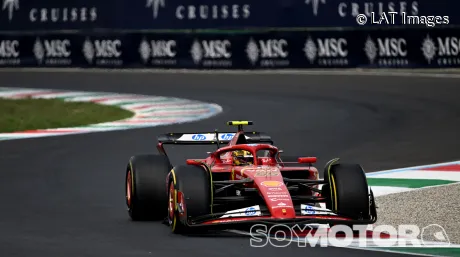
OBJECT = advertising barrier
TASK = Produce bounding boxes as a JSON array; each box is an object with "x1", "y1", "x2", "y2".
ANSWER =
[
  {"x1": 1, "y1": 0, "x2": 459, "y2": 31},
  {"x1": 1, "y1": 27, "x2": 459, "y2": 69}
]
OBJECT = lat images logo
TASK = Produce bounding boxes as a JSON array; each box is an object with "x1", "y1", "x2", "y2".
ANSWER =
[
  {"x1": 305, "y1": 0, "x2": 326, "y2": 16},
  {"x1": 2, "y1": 0, "x2": 19, "y2": 21},
  {"x1": 146, "y1": 0, "x2": 165, "y2": 19}
]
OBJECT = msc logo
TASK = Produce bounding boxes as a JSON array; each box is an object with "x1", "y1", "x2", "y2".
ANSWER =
[
  {"x1": 44, "y1": 39, "x2": 71, "y2": 57},
  {"x1": 0, "y1": 40, "x2": 19, "y2": 58},
  {"x1": 220, "y1": 133, "x2": 234, "y2": 140},
  {"x1": 191, "y1": 134, "x2": 206, "y2": 141}
]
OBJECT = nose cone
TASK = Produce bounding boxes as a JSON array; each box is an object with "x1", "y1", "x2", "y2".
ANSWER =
[
  {"x1": 269, "y1": 199, "x2": 296, "y2": 218},
  {"x1": 248, "y1": 167, "x2": 295, "y2": 219}
]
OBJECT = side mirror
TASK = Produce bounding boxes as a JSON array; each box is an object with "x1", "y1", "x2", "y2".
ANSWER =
[
  {"x1": 186, "y1": 159, "x2": 202, "y2": 166},
  {"x1": 298, "y1": 157, "x2": 317, "y2": 164}
]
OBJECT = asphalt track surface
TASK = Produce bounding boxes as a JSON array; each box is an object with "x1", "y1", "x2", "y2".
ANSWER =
[{"x1": 1, "y1": 71, "x2": 460, "y2": 257}]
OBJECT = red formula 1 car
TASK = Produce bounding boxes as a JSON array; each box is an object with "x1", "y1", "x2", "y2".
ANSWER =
[{"x1": 125, "y1": 121, "x2": 377, "y2": 234}]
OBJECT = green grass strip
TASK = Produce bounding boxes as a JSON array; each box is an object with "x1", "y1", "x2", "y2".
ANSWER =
[{"x1": 0, "y1": 98, "x2": 134, "y2": 133}]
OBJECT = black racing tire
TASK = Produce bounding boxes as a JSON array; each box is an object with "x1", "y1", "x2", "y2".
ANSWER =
[
  {"x1": 321, "y1": 184, "x2": 332, "y2": 210},
  {"x1": 168, "y1": 165, "x2": 212, "y2": 234},
  {"x1": 125, "y1": 154, "x2": 172, "y2": 221},
  {"x1": 323, "y1": 162, "x2": 370, "y2": 220}
]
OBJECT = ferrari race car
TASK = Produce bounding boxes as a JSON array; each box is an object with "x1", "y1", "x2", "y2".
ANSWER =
[{"x1": 125, "y1": 121, "x2": 377, "y2": 234}]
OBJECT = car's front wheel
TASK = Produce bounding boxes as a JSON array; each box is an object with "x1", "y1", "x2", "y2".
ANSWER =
[{"x1": 167, "y1": 165, "x2": 212, "y2": 234}]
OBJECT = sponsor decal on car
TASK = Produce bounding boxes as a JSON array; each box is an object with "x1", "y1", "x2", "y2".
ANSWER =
[
  {"x1": 303, "y1": 204, "x2": 315, "y2": 215},
  {"x1": 268, "y1": 187, "x2": 282, "y2": 191},
  {"x1": 268, "y1": 194, "x2": 289, "y2": 198},
  {"x1": 245, "y1": 207, "x2": 257, "y2": 216},
  {"x1": 219, "y1": 133, "x2": 234, "y2": 140},
  {"x1": 191, "y1": 134, "x2": 207, "y2": 140},
  {"x1": 261, "y1": 181, "x2": 283, "y2": 187},
  {"x1": 272, "y1": 205, "x2": 293, "y2": 209},
  {"x1": 221, "y1": 205, "x2": 261, "y2": 218},
  {"x1": 300, "y1": 204, "x2": 337, "y2": 216},
  {"x1": 177, "y1": 134, "x2": 216, "y2": 141},
  {"x1": 255, "y1": 170, "x2": 280, "y2": 177}
]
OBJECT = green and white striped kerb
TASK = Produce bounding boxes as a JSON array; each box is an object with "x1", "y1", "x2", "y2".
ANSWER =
[{"x1": 367, "y1": 161, "x2": 460, "y2": 197}]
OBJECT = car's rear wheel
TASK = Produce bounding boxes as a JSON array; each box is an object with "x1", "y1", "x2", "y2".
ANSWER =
[
  {"x1": 168, "y1": 165, "x2": 212, "y2": 234},
  {"x1": 126, "y1": 154, "x2": 172, "y2": 221}
]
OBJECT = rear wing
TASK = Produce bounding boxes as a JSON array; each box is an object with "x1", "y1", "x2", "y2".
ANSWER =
[{"x1": 157, "y1": 132, "x2": 273, "y2": 145}]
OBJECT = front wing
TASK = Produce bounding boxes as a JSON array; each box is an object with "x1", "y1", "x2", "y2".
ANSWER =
[
  {"x1": 181, "y1": 188, "x2": 378, "y2": 230},
  {"x1": 183, "y1": 203, "x2": 377, "y2": 230},
  {"x1": 185, "y1": 214, "x2": 377, "y2": 231}
]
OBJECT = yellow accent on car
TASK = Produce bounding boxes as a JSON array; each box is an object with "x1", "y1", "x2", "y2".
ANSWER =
[
  {"x1": 205, "y1": 163, "x2": 214, "y2": 214},
  {"x1": 170, "y1": 169, "x2": 177, "y2": 185},
  {"x1": 129, "y1": 161, "x2": 134, "y2": 193},
  {"x1": 227, "y1": 121, "x2": 252, "y2": 126},
  {"x1": 327, "y1": 158, "x2": 340, "y2": 212},
  {"x1": 171, "y1": 189, "x2": 177, "y2": 232},
  {"x1": 169, "y1": 168, "x2": 178, "y2": 232},
  {"x1": 330, "y1": 174, "x2": 338, "y2": 211}
]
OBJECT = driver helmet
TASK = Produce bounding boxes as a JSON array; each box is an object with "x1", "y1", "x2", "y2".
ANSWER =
[{"x1": 232, "y1": 150, "x2": 253, "y2": 166}]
